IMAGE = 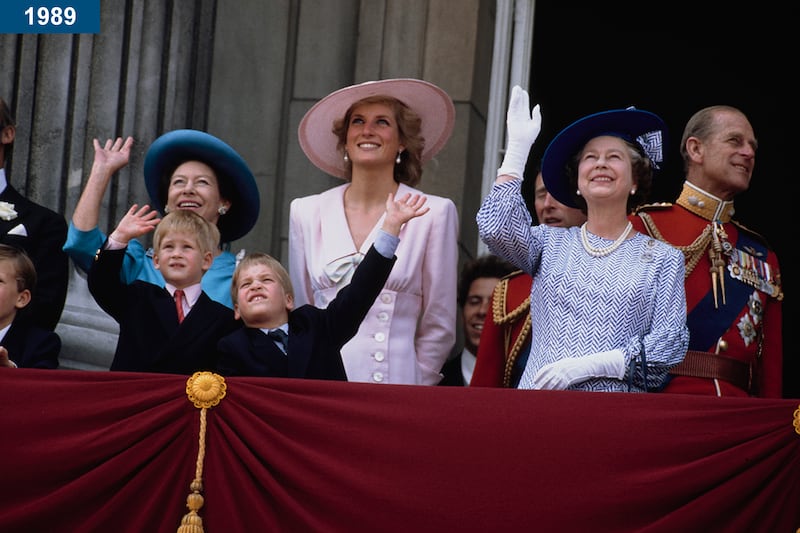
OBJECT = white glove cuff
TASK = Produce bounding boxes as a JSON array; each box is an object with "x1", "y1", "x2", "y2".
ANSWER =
[{"x1": 496, "y1": 140, "x2": 531, "y2": 180}]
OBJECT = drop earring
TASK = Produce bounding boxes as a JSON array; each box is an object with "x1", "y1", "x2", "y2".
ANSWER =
[
  {"x1": 343, "y1": 151, "x2": 349, "y2": 162},
  {"x1": 395, "y1": 151, "x2": 402, "y2": 164}
]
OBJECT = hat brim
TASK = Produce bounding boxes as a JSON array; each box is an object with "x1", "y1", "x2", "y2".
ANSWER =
[
  {"x1": 541, "y1": 109, "x2": 666, "y2": 208},
  {"x1": 144, "y1": 129, "x2": 259, "y2": 243},
  {"x1": 298, "y1": 78, "x2": 455, "y2": 179}
]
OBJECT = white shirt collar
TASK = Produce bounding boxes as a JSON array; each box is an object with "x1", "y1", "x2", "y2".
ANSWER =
[
  {"x1": 0, "y1": 168, "x2": 8, "y2": 195},
  {"x1": 461, "y1": 347, "x2": 476, "y2": 385},
  {"x1": 166, "y1": 283, "x2": 202, "y2": 308}
]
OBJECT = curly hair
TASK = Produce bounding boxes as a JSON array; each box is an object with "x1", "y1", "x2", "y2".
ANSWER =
[{"x1": 457, "y1": 254, "x2": 518, "y2": 307}]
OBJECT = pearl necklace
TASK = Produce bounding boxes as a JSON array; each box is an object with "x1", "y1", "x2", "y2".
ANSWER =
[{"x1": 580, "y1": 221, "x2": 633, "y2": 258}]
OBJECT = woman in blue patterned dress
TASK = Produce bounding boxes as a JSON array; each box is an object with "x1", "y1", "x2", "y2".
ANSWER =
[{"x1": 477, "y1": 86, "x2": 688, "y2": 392}]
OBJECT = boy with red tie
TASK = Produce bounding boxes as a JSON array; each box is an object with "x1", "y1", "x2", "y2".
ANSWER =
[{"x1": 88, "y1": 208, "x2": 238, "y2": 373}]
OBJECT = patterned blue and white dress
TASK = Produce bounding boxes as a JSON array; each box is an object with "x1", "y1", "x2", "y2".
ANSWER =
[{"x1": 477, "y1": 180, "x2": 689, "y2": 392}]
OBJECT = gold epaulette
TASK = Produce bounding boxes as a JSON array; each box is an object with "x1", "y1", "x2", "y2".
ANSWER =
[
  {"x1": 498, "y1": 269, "x2": 525, "y2": 282},
  {"x1": 634, "y1": 202, "x2": 673, "y2": 214},
  {"x1": 491, "y1": 272, "x2": 530, "y2": 326}
]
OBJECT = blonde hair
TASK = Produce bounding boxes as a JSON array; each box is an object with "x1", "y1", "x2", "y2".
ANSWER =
[
  {"x1": 153, "y1": 210, "x2": 220, "y2": 254},
  {"x1": 230, "y1": 252, "x2": 293, "y2": 305}
]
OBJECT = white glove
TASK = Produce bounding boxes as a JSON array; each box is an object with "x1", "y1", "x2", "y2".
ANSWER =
[
  {"x1": 497, "y1": 85, "x2": 542, "y2": 180},
  {"x1": 532, "y1": 349, "x2": 625, "y2": 390}
]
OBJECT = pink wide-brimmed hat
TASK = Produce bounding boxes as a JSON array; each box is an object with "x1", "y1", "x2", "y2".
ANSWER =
[{"x1": 298, "y1": 78, "x2": 455, "y2": 179}]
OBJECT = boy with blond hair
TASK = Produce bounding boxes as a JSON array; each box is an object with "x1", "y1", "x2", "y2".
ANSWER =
[
  {"x1": 217, "y1": 192, "x2": 428, "y2": 379},
  {"x1": 89, "y1": 207, "x2": 238, "y2": 373}
]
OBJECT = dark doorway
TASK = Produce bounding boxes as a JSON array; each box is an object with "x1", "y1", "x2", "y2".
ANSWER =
[{"x1": 527, "y1": 4, "x2": 795, "y2": 397}]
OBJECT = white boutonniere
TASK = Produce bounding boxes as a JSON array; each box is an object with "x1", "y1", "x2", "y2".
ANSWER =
[{"x1": 0, "y1": 202, "x2": 17, "y2": 221}]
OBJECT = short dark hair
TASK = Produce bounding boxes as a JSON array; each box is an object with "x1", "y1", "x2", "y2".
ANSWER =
[{"x1": 457, "y1": 254, "x2": 517, "y2": 307}]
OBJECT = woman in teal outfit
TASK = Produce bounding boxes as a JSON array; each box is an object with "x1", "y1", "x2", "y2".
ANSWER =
[{"x1": 63, "y1": 130, "x2": 259, "y2": 308}]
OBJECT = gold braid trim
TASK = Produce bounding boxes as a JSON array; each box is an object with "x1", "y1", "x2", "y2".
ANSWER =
[
  {"x1": 637, "y1": 212, "x2": 712, "y2": 278},
  {"x1": 503, "y1": 314, "x2": 531, "y2": 387},
  {"x1": 178, "y1": 372, "x2": 227, "y2": 533},
  {"x1": 793, "y1": 405, "x2": 800, "y2": 435},
  {"x1": 490, "y1": 276, "x2": 533, "y2": 387},
  {"x1": 492, "y1": 277, "x2": 530, "y2": 325}
]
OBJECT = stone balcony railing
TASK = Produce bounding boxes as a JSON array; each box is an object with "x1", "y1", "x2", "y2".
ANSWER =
[{"x1": 55, "y1": 268, "x2": 117, "y2": 371}]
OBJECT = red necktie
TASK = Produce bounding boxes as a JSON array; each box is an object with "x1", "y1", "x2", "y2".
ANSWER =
[{"x1": 174, "y1": 289, "x2": 185, "y2": 323}]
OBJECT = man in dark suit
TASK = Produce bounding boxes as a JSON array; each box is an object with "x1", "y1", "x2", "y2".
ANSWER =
[
  {"x1": 217, "y1": 192, "x2": 429, "y2": 379},
  {"x1": 88, "y1": 209, "x2": 239, "y2": 374},
  {"x1": 439, "y1": 254, "x2": 516, "y2": 386},
  {"x1": 0, "y1": 98, "x2": 69, "y2": 332}
]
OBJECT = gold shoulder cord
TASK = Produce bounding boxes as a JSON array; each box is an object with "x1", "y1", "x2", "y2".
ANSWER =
[
  {"x1": 491, "y1": 279, "x2": 529, "y2": 325},
  {"x1": 637, "y1": 212, "x2": 712, "y2": 278},
  {"x1": 491, "y1": 278, "x2": 533, "y2": 388},
  {"x1": 503, "y1": 314, "x2": 531, "y2": 387}
]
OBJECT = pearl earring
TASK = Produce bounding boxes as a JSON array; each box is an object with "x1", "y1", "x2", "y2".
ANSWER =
[
  {"x1": 396, "y1": 151, "x2": 402, "y2": 164},
  {"x1": 630, "y1": 189, "x2": 637, "y2": 195},
  {"x1": 164, "y1": 206, "x2": 171, "y2": 214},
  {"x1": 343, "y1": 151, "x2": 349, "y2": 162},
  {"x1": 218, "y1": 205, "x2": 228, "y2": 215},
  {"x1": 576, "y1": 189, "x2": 581, "y2": 196}
]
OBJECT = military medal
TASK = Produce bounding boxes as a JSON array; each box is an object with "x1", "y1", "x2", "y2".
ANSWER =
[{"x1": 727, "y1": 248, "x2": 781, "y2": 298}]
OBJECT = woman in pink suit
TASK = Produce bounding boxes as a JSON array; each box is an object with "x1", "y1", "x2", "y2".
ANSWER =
[{"x1": 290, "y1": 79, "x2": 458, "y2": 385}]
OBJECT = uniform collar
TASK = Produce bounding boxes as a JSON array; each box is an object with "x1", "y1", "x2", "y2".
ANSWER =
[{"x1": 676, "y1": 181, "x2": 735, "y2": 223}]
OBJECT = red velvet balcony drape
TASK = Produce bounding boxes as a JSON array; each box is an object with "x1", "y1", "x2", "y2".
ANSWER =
[{"x1": 1, "y1": 368, "x2": 798, "y2": 533}]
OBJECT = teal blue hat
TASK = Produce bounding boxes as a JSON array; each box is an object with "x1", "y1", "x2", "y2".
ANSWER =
[
  {"x1": 542, "y1": 108, "x2": 666, "y2": 208},
  {"x1": 144, "y1": 129, "x2": 259, "y2": 243}
]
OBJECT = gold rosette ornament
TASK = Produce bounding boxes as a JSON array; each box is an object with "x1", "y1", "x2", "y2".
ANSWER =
[
  {"x1": 177, "y1": 372, "x2": 227, "y2": 533},
  {"x1": 186, "y1": 370, "x2": 227, "y2": 408}
]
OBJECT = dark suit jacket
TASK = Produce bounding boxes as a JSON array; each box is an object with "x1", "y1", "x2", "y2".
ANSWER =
[
  {"x1": 2, "y1": 319, "x2": 60, "y2": 369},
  {"x1": 88, "y1": 245, "x2": 240, "y2": 374},
  {"x1": 439, "y1": 352, "x2": 467, "y2": 386},
  {"x1": 0, "y1": 184, "x2": 69, "y2": 332},
  {"x1": 217, "y1": 245, "x2": 397, "y2": 380}
]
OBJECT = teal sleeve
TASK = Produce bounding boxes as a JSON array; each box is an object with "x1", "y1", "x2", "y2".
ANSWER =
[
  {"x1": 63, "y1": 221, "x2": 150, "y2": 284},
  {"x1": 63, "y1": 223, "x2": 106, "y2": 273}
]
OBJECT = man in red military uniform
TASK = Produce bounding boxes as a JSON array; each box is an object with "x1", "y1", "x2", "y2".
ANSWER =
[
  {"x1": 631, "y1": 105, "x2": 783, "y2": 397},
  {"x1": 471, "y1": 170, "x2": 586, "y2": 387}
]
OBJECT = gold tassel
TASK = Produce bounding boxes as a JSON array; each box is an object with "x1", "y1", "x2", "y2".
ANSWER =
[{"x1": 177, "y1": 372, "x2": 227, "y2": 533}]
